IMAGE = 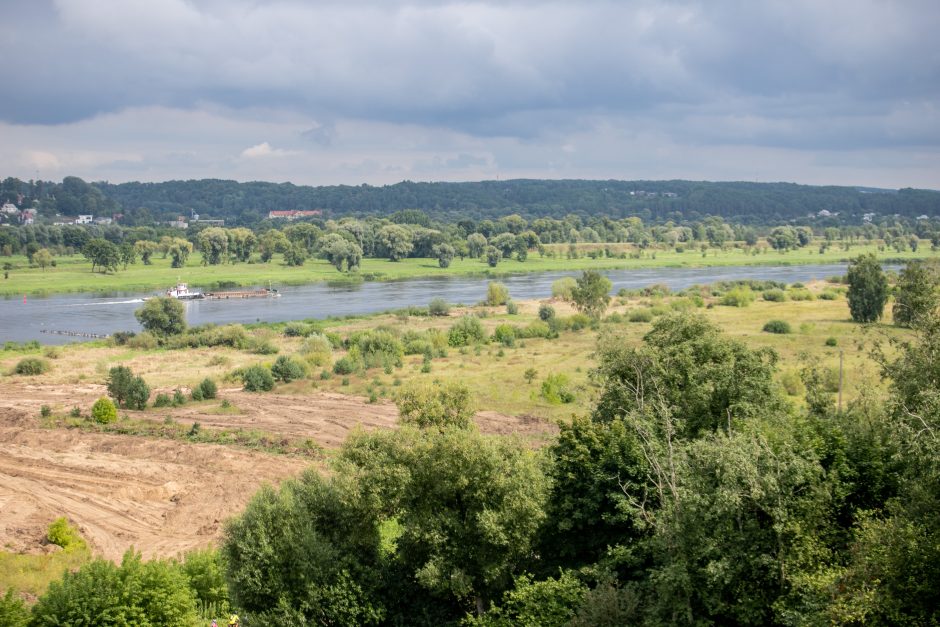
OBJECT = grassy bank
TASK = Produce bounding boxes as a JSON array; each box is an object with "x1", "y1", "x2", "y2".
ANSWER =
[{"x1": 1, "y1": 243, "x2": 935, "y2": 297}]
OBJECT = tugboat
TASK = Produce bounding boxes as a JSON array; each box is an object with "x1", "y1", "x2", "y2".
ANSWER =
[{"x1": 165, "y1": 282, "x2": 205, "y2": 300}]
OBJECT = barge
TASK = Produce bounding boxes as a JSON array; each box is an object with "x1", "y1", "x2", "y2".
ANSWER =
[{"x1": 165, "y1": 282, "x2": 279, "y2": 300}]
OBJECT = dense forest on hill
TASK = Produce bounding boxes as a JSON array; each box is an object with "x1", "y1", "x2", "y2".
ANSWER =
[{"x1": 3, "y1": 176, "x2": 940, "y2": 226}]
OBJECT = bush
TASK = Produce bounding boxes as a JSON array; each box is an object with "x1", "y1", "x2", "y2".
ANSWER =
[
  {"x1": 127, "y1": 332, "x2": 158, "y2": 350},
  {"x1": 44, "y1": 346, "x2": 62, "y2": 359},
  {"x1": 762, "y1": 289, "x2": 787, "y2": 302},
  {"x1": 825, "y1": 337, "x2": 838, "y2": 347},
  {"x1": 355, "y1": 330, "x2": 404, "y2": 369},
  {"x1": 517, "y1": 320, "x2": 554, "y2": 339},
  {"x1": 14, "y1": 356, "x2": 50, "y2": 375},
  {"x1": 91, "y1": 397, "x2": 118, "y2": 424},
  {"x1": 486, "y1": 281, "x2": 510, "y2": 306},
  {"x1": 191, "y1": 386, "x2": 204, "y2": 401},
  {"x1": 818, "y1": 290, "x2": 839, "y2": 300},
  {"x1": 538, "y1": 303, "x2": 556, "y2": 321},
  {"x1": 788, "y1": 289, "x2": 816, "y2": 301},
  {"x1": 541, "y1": 373, "x2": 575, "y2": 404},
  {"x1": 780, "y1": 370, "x2": 805, "y2": 396},
  {"x1": 396, "y1": 381, "x2": 474, "y2": 429},
  {"x1": 428, "y1": 297, "x2": 450, "y2": 316},
  {"x1": 763, "y1": 320, "x2": 792, "y2": 334},
  {"x1": 332, "y1": 355, "x2": 360, "y2": 375},
  {"x1": 250, "y1": 339, "x2": 279, "y2": 355},
  {"x1": 448, "y1": 315, "x2": 487, "y2": 347},
  {"x1": 40, "y1": 404, "x2": 52, "y2": 418},
  {"x1": 197, "y1": 377, "x2": 218, "y2": 400},
  {"x1": 271, "y1": 355, "x2": 308, "y2": 382},
  {"x1": 493, "y1": 324, "x2": 516, "y2": 347},
  {"x1": 628, "y1": 308, "x2": 654, "y2": 323},
  {"x1": 551, "y1": 276, "x2": 577, "y2": 300},
  {"x1": 172, "y1": 389, "x2": 186, "y2": 406},
  {"x1": 506, "y1": 300, "x2": 519, "y2": 315},
  {"x1": 47, "y1": 516, "x2": 87, "y2": 552},
  {"x1": 135, "y1": 296, "x2": 187, "y2": 337},
  {"x1": 567, "y1": 313, "x2": 592, "y2": 331},
  {"x1": 241, "y1": 365, "x2": 275, "y2": 392},
  {"x1": 154, "y1": 393, "x2": 173, "y2": 408},
  {"x1": 720, "y1": 286, "x2": 755, "y2": 307},
  {"x1": 283, "y1": 322, "x2": 315, "y2": 337},
  {"x1": 0, "y1": 589, "x2": 30, "y2": 627}
]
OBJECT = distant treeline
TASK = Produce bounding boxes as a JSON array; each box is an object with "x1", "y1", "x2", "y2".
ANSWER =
[{"x1": 2, "y1": 175, "x2": 940, "y2": 227}]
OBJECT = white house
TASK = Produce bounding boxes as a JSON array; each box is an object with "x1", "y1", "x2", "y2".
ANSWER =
[
  {"x1": 75, "y1": 214, "x2": 94, "y2": 224},
  {"x1": 1, "y1": 202, "x2": 18, "y2": 215}
]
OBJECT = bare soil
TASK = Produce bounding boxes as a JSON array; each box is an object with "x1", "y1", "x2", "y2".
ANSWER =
[{"x1": 0, "y1": 382, "x2": 555, "y2": 561}]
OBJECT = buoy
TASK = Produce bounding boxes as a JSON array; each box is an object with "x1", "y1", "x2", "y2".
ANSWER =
[{"x1": 23, "y1": 294, "x2": 26, "y2": 304}]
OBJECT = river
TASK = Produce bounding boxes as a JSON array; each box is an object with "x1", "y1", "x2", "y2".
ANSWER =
[{"x1": 1, "y1": 263, "x2": 858, "y2": 345}]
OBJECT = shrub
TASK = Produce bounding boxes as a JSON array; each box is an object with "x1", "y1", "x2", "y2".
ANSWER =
[
  {"x1": 40, "y1": 404, "x2": 52, "y2": 418},
  {"x1": 567, "y1": 313, "x2": 592, "y2": 331},
  {"x1": 191, "y1": 386, "x2": 204, "y2": 401},
  {"x1": 818, "y1": 290, "x2": 839, "y2": 300},
  {"x1": 242, "y1": 365, "x2": 275, "y2": 392},
  {"x1": 541, "y1": 373, "x2": 575, "y2": 404},
  {"x1": 250, "y1": 339, "x2": 279, "y2": 355},
  {"x1": 43, "y1": 346, "x2": 62, "y2": 359},
  {"x1": 628, "y1": 308, "x2": 654, "y2": 323},
  {"x1": 720, "y1": 286, "x2": 755, "y2": 307},
  {"x1": 506, "y1": 300, "x2": 518, "y2": 315},
  {"x1": 825, "y1": 337, "x2": 838, "y2": 347},
  {"x1": 518, "y1": 320, "x2": 553, "y2": 339},
  {"x1": 762, "y1": 289, "x2": 787, "y2": 302},
  {"x1": 538, "y1": 303, "x2": 556, "y2": 321},
  {"x1": 355, "y1": 330, "x2": 404, "y2": 369},
  {"x1": 14, "y1": 356, "x2": 50, "y2": 375},
  {"x1": 127, "y1": 332, "x2": 158, "y2": 350},
  {"x1": 788, "y1": 288, "x2": 815, "y2": 301},
  {"x1": 551, "y1": 276, "x2": 577, "y2": 300},
  {"x1": 47, "y1": 517, "x2": 87, "y2": 552},
  {"x1": 172, "y1": 389, "x2": 186, "y2": 406},
  {"x1": 332, "y1": 355, "x2": 360, "y2": 375},
  {"x1": 448, "y1": 315, "x2": 487, "y2": 346},
  {"x1": 428, "y1": 297, "x2": 450, "y2": 316},
  {"x1": 107, "y1": 367, "x2": 150, "y2": 410},
  {"x1": 763, "y1": 320, "x2": 792, "y2": 334},
  {"x1": 135, "y1": 296, "x2": 187, "y2": 337},
  {"x1": 0, "y1": 589, "x2": 30, "y2": 627},
  {"x1": 283, "y1": 322, "x2": 315, "y2": 337},
  {"x1": 487, "y1": 281, "x2": 510, "y2": 306},
  {"x1": 197, "y1": 377, "x2": 218, "y2": 399},
  {"x1": 92, "y1": 397, "x2": 118, "y2": 424},
  {"x1": 396, "y1": 381, "x2": 474, "y2": 429},
  {"x1": 271, "y1": 355, "x2": 307, "y2": 382},
  {"x1": 493, "y1": 324, "x2": 516, "y2": 347},
  {"x1": 780, "y1": 370, "x2": 805, "y2": 396},
  {"x1": 154, "y1": 393, "x2": 173, "y2": 408}
]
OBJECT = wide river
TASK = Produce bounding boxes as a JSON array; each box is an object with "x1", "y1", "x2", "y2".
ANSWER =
[{"x1": 2, "y1": 263, "x2": 858, "y2": 344}]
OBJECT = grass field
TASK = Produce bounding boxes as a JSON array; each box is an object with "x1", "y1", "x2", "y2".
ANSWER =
[{"x1": 1, "y1": 241, "x2": 934, "y2": 296}]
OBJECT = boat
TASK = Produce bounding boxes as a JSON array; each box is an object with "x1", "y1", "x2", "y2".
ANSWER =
[
  {"x1": 203, "y1": 286, "x2": 280, "y2": 299},
  {"x1": 165, "y1": 282, "x2": 205, "y2": 300}
]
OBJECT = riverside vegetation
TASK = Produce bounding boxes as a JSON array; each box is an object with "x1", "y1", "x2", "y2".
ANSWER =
[{"x1": 0, "y1": 258, "x2": 939, "y2": 625}]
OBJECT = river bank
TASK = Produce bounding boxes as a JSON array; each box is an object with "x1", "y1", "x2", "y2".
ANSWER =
[{"x1": 1, "y1": 244, "x2": 934, "y2": 298}]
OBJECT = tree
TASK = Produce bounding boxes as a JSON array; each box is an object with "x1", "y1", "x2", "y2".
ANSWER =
[
  {"x1": 893, "y1": 259, "x2": 940, "y2": 327},
  {"x1": 30, "y1": 550, "x2": 198, "y2": 626},
  {"x1": 283, "y1": 242, "x2": 307, "y2": 267},
  {"x1": 92, "y1": 396, "x2": 118, "y2": 424},
  {"x1": 134, "y1": 239, "x2": 159, "y2": 265},
  {"x1": 83, "y1": 238, "x2": 120, "y2": 273},
  {"x1": 847, "y1": 253, "x2": 888, "y2": 323},
  {"x1": 227, "y1": 227, "x2": 257, "y2": 262},
  {"x1": 319, "y1": 233, "x2": 362, "y2": 271},
  {"x1": 378, "y1": 224, "x2": 413, "y2": 261},
  {"x1": 197, "y1": 227, "x2": 228, "y2": 265},
  {"x1": 570, "y1": 270, "x2": 612, "y2": 319},
  {"x1": 33, "y1": 247, "x2": 52, "y2": 271},
  {"x1": 433, "y1": 243, "x2": 455, "y2": 268},
  {"x1": 135, "y1": 296, "x2": 187, "y2": 337},
  {"x1": 768, "y1": 226, "x2": 798, "y2": 251},
  {"x1": 258, "y1": 229, "x2": 289, "y2": 262},
  {"x1": 119, "y1": 242, "x2": 137, "y2": 269},
  {"x1": 395, "y1": 381, "x2": 474, "y2": 429},
  {"x1": 283, "y1": 222, "x2": 322, "y2": 253},
  {"x1": 593, "y1": 313, "x2": 784, "y2": 438},
  {"x1": 484, "y1": 245, "x2": 501, "y2": 267},
  {"x1": 486, "y1": 281, "x2": 509, "y2": 306},
  {"x1": 167, "y1": 238, "x2": 193, "y2": 268},
  {"x1": 468, "y1": 233, "x2": 487, "y2": 258}
]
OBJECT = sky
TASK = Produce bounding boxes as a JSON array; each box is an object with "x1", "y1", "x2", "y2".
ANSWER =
[{"x1": 1, "y1": 0, "x2": 938, "y2": 189}]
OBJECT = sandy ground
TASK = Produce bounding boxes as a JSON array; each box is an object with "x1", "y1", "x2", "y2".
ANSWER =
[{"x1": 0, "y1": 382, "x2": 555, "y2": 560}]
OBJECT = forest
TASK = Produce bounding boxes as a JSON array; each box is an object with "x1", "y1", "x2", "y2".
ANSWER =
[{"x1": 2, "y1": 175, "x2": 940, "y2": 227}]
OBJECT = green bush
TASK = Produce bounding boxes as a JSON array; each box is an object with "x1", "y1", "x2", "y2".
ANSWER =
[
  {"x1": 107, "y1": 365, "x2": 150, "y2": 409},
  {"x1": 355, "y1": 330, "x2": 404, "y2": 369},
  {"x1": 788, "y1": 288, "x2": 816, "y2": 301},
  {"x1": 567, "y1": 313, "x2": 592, "y2": 331},
  {"x1": 396, "y1": 381, "x2": 474, "y2": 429},
  {"x1": 818, "y1": 290, "x2": 839, "y2": 300},
  {"x1": 506, "y1": 300, "x2": 519, "y2": 315},
  {"x1": 241, "y1": 365, "x2": 275, "y2": 392},
  {"x1": 332, "y1": 355, "x2": 360, "y2": 375},
  {"x1": 14, "y1": 356, "x2": 50, "y2": 375},
  {"x1": 628, "y1": 308, "x2": 654, "y2": 323},
  {"x1": 91, "y1": 397, "x2": 118, "y2": 424},
  {"x1": 493, "y1": 324, "x2": 516, "y2": 347},
  {"x1": 172, "y1": 389, "x2": 186, "y2": 406},
  {"x1": 780, "y1": 370, "x2": 805, "y2": 396},
  {"x1": 517, "y1": 320, "x2": 554, "y2": 339},
  {"x1": 486, "y1": 281, "x2": 510, "y2": 306},
  {"x1": 40, "y1": 404, "x2": 52, "y2": 418},
  {"x1": 190, "y1": 386, "x2": 204, "y2": 401},
  {"x1": 47, "y1": 516, "x2": 88, "y2": 552},
  {"x1": 541, "y1": 373, "x2": 575, "y2": 404},
  {"x1": 762, "y1": 320, "x2": 792, "y2": 334},
  {"x1": 283, "y1": 322, "x2": 316, "y2": 337},
  {"x1": 762, "y1": 289, "x2": 787, "y2": 302},
  {"x1": 428, "y1": 297, "x2": 450, "y2": 316},
  {"x1": 538, "y1": 303, "x2": 556, "y2": 321},
  {"x1": 825, "y1": 337, "x2": 838, "y2": 347},
  {"x1": 127, "y1": 331, "x2": 158, "y2": 350},
  {"x1": 720, "y1": 286, "x2": 755, "y2": 307},
  {"x1": 448, "y1": 315, "x2": 487, "y2": 347},
  {"x1": 551, "y1": 276, "x2": 577, "y2": 300},
  {"x1": 181, "y1": 549, "x2": 229, "y2": 617},
  {"x1": 271, "y1": 355, "x2": 308, "y2": 382},
  {"x1": 250, "y1": 339, "x2": 279, "y2": 355},
  {"x1": 154, "y1": 393, "x2": 172, "y2": 408},
  {"x1": 0, "y1": 589, "x2": 30, "y2": 627},
  {"x1": 197, "y1": 377, "x2": 218, "y2": 400}
]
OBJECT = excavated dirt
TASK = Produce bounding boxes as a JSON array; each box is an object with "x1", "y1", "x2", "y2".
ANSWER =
[{"x1": 0, "y1": 383, "x2": 555, "y2": 560}]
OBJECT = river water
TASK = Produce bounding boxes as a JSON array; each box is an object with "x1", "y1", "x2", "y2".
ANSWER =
[{"x1": 1, "y1": 264, "x2": 856, "y2": 345}]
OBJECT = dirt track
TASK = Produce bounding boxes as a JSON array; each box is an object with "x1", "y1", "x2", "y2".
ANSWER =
[{"x1": 0, "y1": 383, "x2": 555, "y2": 560}]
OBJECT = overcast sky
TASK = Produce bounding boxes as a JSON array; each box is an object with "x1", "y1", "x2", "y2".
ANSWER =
[{"x1": 1, "y1": 0, "x2": 938, "y2": 188}]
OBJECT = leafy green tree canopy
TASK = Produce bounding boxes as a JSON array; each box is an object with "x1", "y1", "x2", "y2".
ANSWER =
[{"x1": 847, "y1": 253, "x2": 888, "y2": 323}]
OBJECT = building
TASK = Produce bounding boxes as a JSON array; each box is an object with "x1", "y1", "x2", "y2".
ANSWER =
[
  {"x1": 75, "y1": 214, "x2": 94, "y2": 224},
  {"x1": 1, "y1": 203, "x2": 18, "y2": 215},
  {"x1": 268, "y1": 210, "x2": 322, "y2": 220},
  {"x1": 168, "y1": 216, "x2": 189, "y2": 229}
]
